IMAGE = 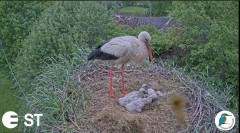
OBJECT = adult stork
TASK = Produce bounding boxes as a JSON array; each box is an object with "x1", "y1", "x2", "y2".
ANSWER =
[{"x1": 88, "y1": 31, "x2": 153, "y2": 97}]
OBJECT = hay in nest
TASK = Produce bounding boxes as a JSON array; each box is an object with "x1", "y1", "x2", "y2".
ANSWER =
[{"x1": 77, "y1": 62, "x2": 238, "y2": 133}]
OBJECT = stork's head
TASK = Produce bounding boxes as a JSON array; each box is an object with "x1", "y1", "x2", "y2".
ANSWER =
[
  {"x1": 139, "y1": 31, "x2": 151, "y2": 43},
  {"x1": 138, "y1": 31, "x2": 153, "y2": 63}
]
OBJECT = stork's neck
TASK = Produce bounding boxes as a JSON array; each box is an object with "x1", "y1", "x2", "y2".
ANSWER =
[
  {"x1": 132, "y1": 41, "x2": 148, "y2": 64},
  {"x1": 138, "y1": 36, "x2": 145, "y2": 43}
]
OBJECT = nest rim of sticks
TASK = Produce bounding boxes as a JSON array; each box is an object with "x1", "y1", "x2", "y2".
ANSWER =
[{"x1": 77, "y1": 61, "x2": 238, "y2": 133}]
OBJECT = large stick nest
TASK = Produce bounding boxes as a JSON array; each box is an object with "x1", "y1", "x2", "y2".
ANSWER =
[{"x1": 77, "y1": 61, "x2": 238, "y2": 133}]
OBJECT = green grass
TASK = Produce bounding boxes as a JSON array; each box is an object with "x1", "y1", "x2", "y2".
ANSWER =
[
  {"x1": 0, "y1": 74, "x2": 21, "y2": 132},
  {"x1": 22, "y1": 46, "x2": 90, "y2": 132},
  {"x1": 118, "y1": 6, "x2": 148, "y2": 16}
]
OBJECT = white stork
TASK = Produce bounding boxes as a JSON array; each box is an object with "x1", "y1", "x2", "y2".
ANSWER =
[{"x1": 88, "y1": 31, "x2": 153, "y2": 97}]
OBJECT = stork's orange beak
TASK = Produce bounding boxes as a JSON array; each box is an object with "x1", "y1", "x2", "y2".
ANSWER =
[{"x1": 146, "y1": 43, "x2": 153, "y2": 63}]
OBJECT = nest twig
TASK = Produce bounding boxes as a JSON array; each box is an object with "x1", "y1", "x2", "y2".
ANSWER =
[
  {"x1": 77, "y1": 61, "x2": 238, "y2": 133},
  {"x1": 169, "y1": 69, "x2": 238, "y2": 132}
]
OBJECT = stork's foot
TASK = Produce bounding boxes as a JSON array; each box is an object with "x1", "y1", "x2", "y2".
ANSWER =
[
  {"x1": 110, "y1": 92, "x2": 116, "y2": 98},
  {"x1": 121, "y1": 90, "x2": 128, "y2": 96}
]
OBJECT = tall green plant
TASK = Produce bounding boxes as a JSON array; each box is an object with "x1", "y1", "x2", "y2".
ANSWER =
[
  {"x1": 150, "y1": 1, "x2": 172, "y2": 16},
  {"x1": 162, "y1": 1, "x2": 238, "y2": 109},
  {"x1": 13, "y1": 1, "x2": 112, "y2": 90},
  {"x1": 21, "y1": 46, "x2": 90, "y2": 132},
  {"x1": 0, "y1": 1, "x2": 52, "y2": 72}
]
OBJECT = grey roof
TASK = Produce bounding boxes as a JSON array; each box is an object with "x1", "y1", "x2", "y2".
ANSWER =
[{"x1": 113, "y1": 15, "x2": 180, "y2": 31}]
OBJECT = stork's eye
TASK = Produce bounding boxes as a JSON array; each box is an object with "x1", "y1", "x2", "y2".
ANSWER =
[{"x1": 145, "y1": 39, "x2": 148, "y2": 43}]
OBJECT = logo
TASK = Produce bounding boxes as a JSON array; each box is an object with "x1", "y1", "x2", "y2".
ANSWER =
[
  {"x1": 215, "y1": 110, "x2": 235, "y2": 131},
  {"x1": 2, "y1": 111, "x2": 18, "y2": 129},
  {"x1": 2, "y1": 111, "x2": 43, "y2": 129}
]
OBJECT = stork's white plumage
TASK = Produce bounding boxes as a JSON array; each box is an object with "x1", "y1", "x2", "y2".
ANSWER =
[{"x1": 88, "y1": 31, "x2": 153, "y2": 97}]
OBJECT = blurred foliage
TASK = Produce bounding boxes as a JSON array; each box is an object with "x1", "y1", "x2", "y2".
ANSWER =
[
  {"x1": 0, "y1": 1, "x2": 52, "y2": 73},
  {"x1": 105, "y1": 1, "x2": 149, "y2": 9},
  {"x1": 122, "y1": 1, "x2": 135, "y2": 7},
  {"x1": 150, "y1": 1, "x2": 173, "y2": 16},
  {"x1": 161, "y1": 1, "x2": 238, "y2": 108},
  {"x1": 13, "y1": 1, "x2": 112, "y2": 90}
]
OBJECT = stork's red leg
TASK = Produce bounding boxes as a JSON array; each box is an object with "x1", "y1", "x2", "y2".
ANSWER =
[
  {"x1": 121, "y1": 64, "x2": 127, "y2": 95},
  {"x1": 109, "y1": 64, "x2": 115, "y2": 97}
]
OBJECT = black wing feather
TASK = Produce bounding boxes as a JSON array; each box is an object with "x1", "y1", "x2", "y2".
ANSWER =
[{"x1": 87, "y1": 39, "x2": 119, "y2": 61}]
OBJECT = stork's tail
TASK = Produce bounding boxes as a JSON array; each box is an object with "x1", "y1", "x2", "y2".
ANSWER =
[{"x1": 87, "y1": 49, "x2": 99, "y2": 61}]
